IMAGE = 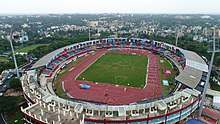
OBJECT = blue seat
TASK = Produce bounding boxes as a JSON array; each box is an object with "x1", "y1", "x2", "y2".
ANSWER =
[
  {"x1": 112, "y1": 43, "x2": 116, "y2": 46},
  {"x1": 67, "y1": 52, "x2": 74, "y2": 56},
  {"x1": 120, "y1": 43, "x2": 126, "y2": 46},
  {"x1": 53, "y1": 59, "x2": 60, "y2": 64},
  {"x1": 60, "y1": 56, "x2": 67, "y2": 59},
  {"x1": 85, "y1": 47, "x2": 90, "y2": 50},
  {"x1": 47, "y1": 65, "x2": 54, "y2": 70},
  {"x1": 102, "y1": 43, "x2": 106, "y2": 47},
  {"x1": 77, "y1": 49, "x2": 82, "y2": 53},
  {"x1": 132, "y1": 43, "x2": 136, "y2": 46}
]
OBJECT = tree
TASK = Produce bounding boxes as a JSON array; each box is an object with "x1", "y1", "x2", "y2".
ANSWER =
[
  {"x1": 9, "y1": 78, "x2": 21, "y2": 89},
  {"x1": 0, "y1": 96, "x2": 23, "y2": 113},
  {"x1": 215, "y1": 55, "x2": 220, "y2": 66}
]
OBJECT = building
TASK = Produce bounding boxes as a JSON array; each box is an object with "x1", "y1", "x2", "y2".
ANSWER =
[
  {"x1": 213, "y1": 96, "x2": 220, "y2": 109},
  {"x1": 12, "y1": 30, "x2": 29, "y2": 43}
]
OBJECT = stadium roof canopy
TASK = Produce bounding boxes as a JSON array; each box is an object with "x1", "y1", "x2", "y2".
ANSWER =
[
  {"x1": 31, "y1": 48, "x2": 63, "y2": 69},
  {"x1": 31, "y1": 41, "x2": 92, "y2": 69},
  {"x1": 183, "y1": 49, "x2": 208, "y2": 72},
  {"x1": 31, "y1": 38, "x2": 113, "y2": 69},
  {"x1": 175, "y1": 49, "x2": 208, "y2": 89}
]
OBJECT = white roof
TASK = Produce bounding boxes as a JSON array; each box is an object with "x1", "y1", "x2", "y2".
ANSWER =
[
  {"x1": 31, "y1": 41, "x2": 91, "y2": 69},
  {"x1": 42, "y1": 94, "x2": 52, "y2": 103},
  {"x1": 175, "y1": 66, "x2": 203, "y2": 88},
  {"x1": 186, "y1": 59, "x2": 208, "y2": 72},
  {"x1": 213, "y1": 96, "x2": 220, "y2": 104},
  {"x1": 74, "y1": 104, "x2": 83, "y2": 113},
  {"x1": 157, "y1": 100, "x2": 167, "y2": 110},
  {"x1": 118, "y1": 107, "x2": 126, "y2": 116},
  {"x1": 206, "y1": 89, "x2": 220, "y2": 96}
]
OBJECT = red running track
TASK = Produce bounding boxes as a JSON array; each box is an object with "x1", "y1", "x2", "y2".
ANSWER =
[{"x1": 63, "y1": 49, "x2": 162, "y2": 105}]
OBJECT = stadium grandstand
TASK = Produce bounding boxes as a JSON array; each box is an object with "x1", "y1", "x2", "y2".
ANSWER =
[{"x1": 20, "y1": 38, "x2": 208, "y2": 124}]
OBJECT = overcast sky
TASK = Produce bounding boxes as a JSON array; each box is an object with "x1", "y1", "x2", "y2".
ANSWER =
[{"x1": 0, "y1": 0, "x2": 219, "y2": 14}]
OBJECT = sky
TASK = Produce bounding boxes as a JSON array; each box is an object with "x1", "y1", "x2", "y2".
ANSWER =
[{"x1": 0, "y1": 0, "x2": 220, "y2": 14}]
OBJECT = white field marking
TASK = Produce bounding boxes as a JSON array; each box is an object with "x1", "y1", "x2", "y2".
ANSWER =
[
  {"x1": 95, "y1": 53, "x2": 125, "y2": 80},
  {"x1": 61, "y1": 81, "x2": 67, "y2": 94},
  {"x1": 96, "y1": 53, "x2": 131, "y2": 82},
  {"x1": 162, "y1": 57, "x2": 173, "y2": 70},
  {"x1": 66, "y1": 92, "x2": 74, "y2": 98},
  {"x1": 127, "y1": 54, "x2": 135, "y2": 72},
  {"x1": 118, "y1": 76, "x2": 128, "y2": 85},
  {"x1": 75, "y1": 51, "x2": 106, "y2": 80},
  {"x1": 143, "y1": 58, "x2": 150, "y2": 89},
  {"x1": 93, "y1": 53, "x2": 113, "y2": 68},
  {"x1": 93, "y1": 53, "x2": 114, "y2": 79},
  {"x1": 167, "y1": 59, "x2": 174, "y2": 68},
  {"x1": 69, "y1": 67, "x2": 75, "y2": 71},
  {"x1": 117, "y1": 53, "x2": 130, "y2": 65},
  {"x1": 116, "y1": 54, "x2": 135, "y2": 74},
  {"x1": 115, "y1": 75, "x2": 128, "y2": 85}
]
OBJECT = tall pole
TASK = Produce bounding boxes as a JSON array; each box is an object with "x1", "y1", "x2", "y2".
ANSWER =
[
  {"x1": 175, "y1": 28, "x2": 179, "y2": 47},
  {"x1": 198, "y1": 28, "x2": 216, "y2": 117},
  {"x1": 8, "y1": 27, "x2": 20, "y2": 79},
  {"x1": 89, "y1": 27, "x2": 91, "y2": 41}
]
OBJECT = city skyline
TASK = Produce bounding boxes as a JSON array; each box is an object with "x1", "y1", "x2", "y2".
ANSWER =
[{"x1": 0, "y1": 0, "x2": 220, "y2": 14}]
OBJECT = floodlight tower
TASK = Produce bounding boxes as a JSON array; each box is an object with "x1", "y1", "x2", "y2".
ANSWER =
[
  {"x1": 175, "y1": 27, "x2": 179, "y2": 47},
  {"x1": 175, "y1": 25, "x2": 183, "y2": 47},
  {"x1": 89, "y1": 27, "x2": 91, "y2": 41},
  {"x1": 175, "y1": 20, "x2": 182, "y2": 47},
  {"x1": 198, "y1": 27, "x2": 220, "y2": 117},
  {"x1": 8, "y1": 27, "x2": 20, "y2": 79}
]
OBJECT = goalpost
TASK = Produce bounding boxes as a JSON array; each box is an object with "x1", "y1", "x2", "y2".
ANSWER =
[{"x1": 112, "y1": 48, "x2": 118, "y2": 53}]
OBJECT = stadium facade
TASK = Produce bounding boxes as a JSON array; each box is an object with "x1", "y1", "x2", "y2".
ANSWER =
[{"x1": 20, "y1": 38, "x2": 208, "y2": 124}]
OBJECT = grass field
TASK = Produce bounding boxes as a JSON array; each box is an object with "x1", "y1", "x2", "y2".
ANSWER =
[
  {"x1": 159, "y1": 57, "x2": 177, "y2": 94},
  {"x1": 0, "y1": 56, "x2": 9, "y2": 62},
  {"x1": 14, "y1": 44, "x2": 49, "y2": 53},
  {"x1": 77, "y1": 53, "x2": 148, "y2": 88}
]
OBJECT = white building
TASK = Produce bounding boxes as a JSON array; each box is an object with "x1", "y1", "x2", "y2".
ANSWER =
[{"x1": 213, "y1": 96, "x2": 220, "y2": 109}]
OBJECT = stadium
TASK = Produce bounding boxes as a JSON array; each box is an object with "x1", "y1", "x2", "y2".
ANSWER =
[{"x1": 20, "y1": 38, "x2": 208, "y2": 124}]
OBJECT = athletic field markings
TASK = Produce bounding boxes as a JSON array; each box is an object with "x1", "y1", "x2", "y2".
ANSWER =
[
  {"x1": 127, "y1": 54, "x2": 135, "y2": 72},
  {"x1": 93, "y1": 53, "x2": 113, "y2": 68},
  {"x1": 78, "y1": 52, "x2": 147, "y2": 88},
  {"x1": 116, "y1": 53, "x2": 135, "y2": 73},
  {"x1": 144, "y1": 58, "x2": 150, "y2": 88},
  {"x1": 114, "y1": 75, "x2": 128, "y2": 85},
  {"x1": 117, "y1": 53, "x2": 130, "y2": 65},
  {"x1": 114, "y1": 55, "x2": 131, "y2": 85}
]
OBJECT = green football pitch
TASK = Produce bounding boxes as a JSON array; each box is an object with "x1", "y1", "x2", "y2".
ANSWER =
[{"x1": 77, "y1": 53, "x2": 148, "y2": 88}]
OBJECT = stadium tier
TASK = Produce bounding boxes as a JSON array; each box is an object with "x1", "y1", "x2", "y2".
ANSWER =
[{"x1": 21, "y1": 38, "x2": 207, "y2": 124}]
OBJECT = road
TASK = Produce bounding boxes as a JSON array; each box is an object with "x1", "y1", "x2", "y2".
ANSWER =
[
  {"x1": 0, "y1": 60, "x2": 36, "y2": 93},
  {"x1": 0, "y1": 79, "x2": 10, "y2": 93},
  {"x1": 0, "y1": 113, "x2": 7, "y2": 124}
]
